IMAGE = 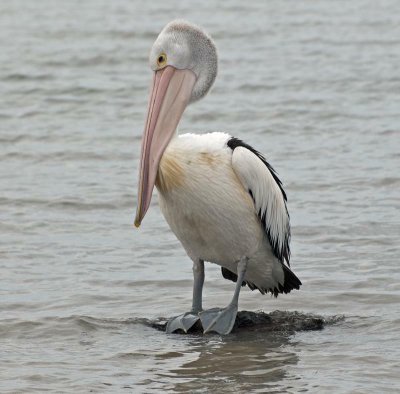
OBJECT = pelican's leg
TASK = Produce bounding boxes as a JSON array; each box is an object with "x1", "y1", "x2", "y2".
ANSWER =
[
  {"x1": 191, "y1": 259, "x2": 205, "y2": 313},
  {"x1": 200, "y1": 256, "x2": 248, "y2": 335},
  {"x1": 166, "y1": 259, "x2": 204, "y2": 333}
]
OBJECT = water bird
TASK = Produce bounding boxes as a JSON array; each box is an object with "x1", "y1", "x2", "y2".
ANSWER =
[{"x1": 135, "y1": 20, "x2": 301, "y2": 335}]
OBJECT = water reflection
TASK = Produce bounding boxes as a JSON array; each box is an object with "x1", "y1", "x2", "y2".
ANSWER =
[
  {"x1": 158, "y1": 330, "x2": 298, "y2": 392},
  {"x1": 144, "y1": 310, "x2": 337, "y2": 391}
]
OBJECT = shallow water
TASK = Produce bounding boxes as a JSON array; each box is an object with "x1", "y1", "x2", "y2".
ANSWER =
[{"x1": 1, "y1": 0, "x2": 400, "y2": 392}]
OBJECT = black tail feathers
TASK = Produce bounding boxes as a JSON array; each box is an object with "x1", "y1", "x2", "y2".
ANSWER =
[{"x1": 221, "y1": 264, "x2": 301, "y2": 297}]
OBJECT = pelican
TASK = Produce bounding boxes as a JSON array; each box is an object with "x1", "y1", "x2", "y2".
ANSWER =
[{"x1": 135, "y1": 20, "x2": 301, "y2": 335}]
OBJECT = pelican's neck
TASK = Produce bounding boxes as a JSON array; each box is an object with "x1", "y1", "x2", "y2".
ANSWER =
[{"x1": 155, "y1": 135, "x2": 184, "y2": 195}]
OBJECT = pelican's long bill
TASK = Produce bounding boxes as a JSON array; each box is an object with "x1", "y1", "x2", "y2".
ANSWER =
[{"x1": 135, "y1": 66, "x2": 196, "y2": 227}]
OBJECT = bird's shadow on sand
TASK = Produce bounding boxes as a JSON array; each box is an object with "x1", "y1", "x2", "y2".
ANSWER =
[{"x1": 148, "y1": 310, "x2": 344, "y2": 334}]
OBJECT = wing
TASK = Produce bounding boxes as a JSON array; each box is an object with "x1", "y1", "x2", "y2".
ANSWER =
[{"x1": 228, "y1": 137, "x2": 291, "y2": 265}]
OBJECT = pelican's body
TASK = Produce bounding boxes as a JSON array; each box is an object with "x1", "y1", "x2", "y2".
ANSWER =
[
  {"x1": 135, "y1": 20, "x2": 301, "y2": 334},
  {"x1": 157, "y1": 132, "x2": 286, "y2": 293}
]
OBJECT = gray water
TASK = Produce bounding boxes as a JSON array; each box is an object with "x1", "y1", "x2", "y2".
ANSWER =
[{"x1": 1, "y1": 0, "x2": 400, "y2": 392}]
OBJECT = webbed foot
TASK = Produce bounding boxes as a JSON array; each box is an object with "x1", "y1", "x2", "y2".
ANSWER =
[
  {"x1": 200, "y1": 304, "x2": 238, "y2": 335},
  {"x1": 166, "y1": 312, "x2": 201, "y2": 333}
]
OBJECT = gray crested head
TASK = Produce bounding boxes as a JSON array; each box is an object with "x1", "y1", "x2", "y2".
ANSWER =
[{"x1": 149, "y1": 20, "x2": 218, "y2": 103}]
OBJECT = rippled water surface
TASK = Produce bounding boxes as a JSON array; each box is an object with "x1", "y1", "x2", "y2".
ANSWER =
[{"x1": 1, "y1": 0, "x2": 400, "y2": 392}]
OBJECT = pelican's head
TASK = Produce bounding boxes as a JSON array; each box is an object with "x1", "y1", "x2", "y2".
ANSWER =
[{"x1": 135, "y1": 20, "x2": 218, "y2": 227}]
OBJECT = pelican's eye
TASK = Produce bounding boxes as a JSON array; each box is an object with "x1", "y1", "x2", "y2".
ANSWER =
[{"x1": 157, "y1": 53, "x2": 167, "y2": 68}]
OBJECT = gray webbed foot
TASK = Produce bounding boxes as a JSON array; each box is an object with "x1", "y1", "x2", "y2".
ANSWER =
[
  {"x1": 200, "y1": 304, "x2": 238, "y2": 335},
  {"x1": 166, "y1": 312, "x2": 201, "y2": 333}
]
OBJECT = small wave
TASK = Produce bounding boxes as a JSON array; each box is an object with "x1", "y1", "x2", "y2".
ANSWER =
[
  {"x1": 0, "y1": 315, "x2": 151, "y2": 339},
  {"x1": 9, "y1": 85, "x2": 113, "y2": 96},
  {"x1": 0, "y1": 150, "x2": 132, "y2": 162},
  {"x1": 2, "y1": 73, "x2": 54, "y2": 82},
  {"x1": 0, "y1": 196, "x2": 129, "y2": 211},
  {"x1": 374, "y1": 177, "x2": 400, "y2": 187},
  {"x1": 42, "y1": 55, "x2": 125, "y2": 68},
  {"x1": 237, "y1": 83, "x2": 275, "y2": 92},
  {"x1": 0, "y1": 113, "x2": 13, "y2": 120},
  {"x1": 47, "y1": 200, "x2": 121, "y2": 210},
  {"x1": 107, "y1": 30, "x2": 137, "y2": 39},
  {"x1": 0, "y1": 135, "x2": 27, "y2": 143}
]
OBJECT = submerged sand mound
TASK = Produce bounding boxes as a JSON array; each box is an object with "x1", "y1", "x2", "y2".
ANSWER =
[{"x1": 149, "y1": 310, "x2": 344, "y2": 334}]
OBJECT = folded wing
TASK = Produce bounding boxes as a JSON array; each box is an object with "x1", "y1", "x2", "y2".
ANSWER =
[{"x1": 228, "y1": 138, "x2": 291, "y2": 265}]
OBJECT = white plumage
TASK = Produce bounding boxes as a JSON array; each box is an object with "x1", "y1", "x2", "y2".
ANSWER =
[{"x1": 157, "y1": 132, "x2": 290, "y2": 294}]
